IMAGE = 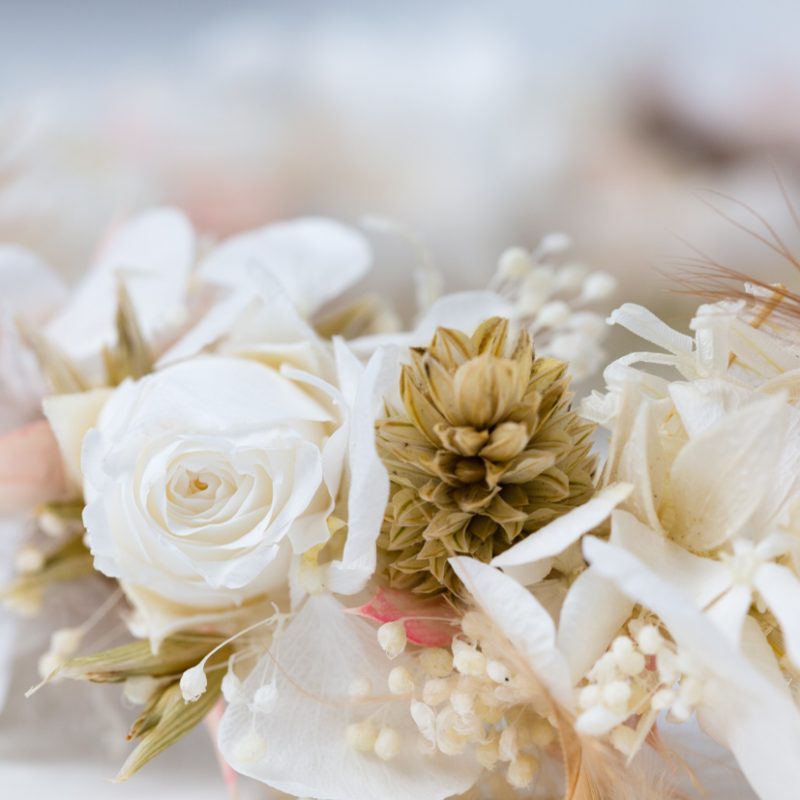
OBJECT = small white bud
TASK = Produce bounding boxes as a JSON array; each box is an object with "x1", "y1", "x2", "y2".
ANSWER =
[
  {"x1": 486, "y1": 660, "x2": 510, "y2": 684},
  {"x1": 636, "y1": 625, "x2": 663, "y2": 656},
  {"x1": 419, "y1": 647, "x2": 453, "y2": 678},
  {"x1": 507, "y1": 753, "x2": 539, "y2": 788},
  {"x1": 535, "y1": 300, "x2": 571, "y2": 329},
  {"x1": 581, "y1": 271, "x2": 616, "y2": 301},
  {"x1": 374, "y1": 726, "x2": 402, "y2": 761},
  {"x1": 37, "y1": 651, "x2": 64, "y2": 680},
  {"x1": 452, "y1": 640, "x2": 486, "y2": 677},
  {"x1": 578, "y1": 684, "x2": 601, "y2": 709},
  {"x1": 670, "y1": 699, "x2": 693, "y2": 722},
  {"x1": 15, "y1": 546, "x2": 45, "y2": 574},
  {"x1": 498, "y1": 725, "x2": 518, "y2": 762},
  {"x1": 617, "y1": 650, "x2": 646, "y2": 677},
  {"x1": 123, "y1": 675, "x2": 160, "y2": 705},
  {"x1": 475, "y1": 735, "x2": 500, "y2": 768},
  {"x1": 554, "y1": 262, "x2": 589, "y2": 292},
  {"x1": 610, "y1": 725, "x2": 638, "y2": 757},
  {"x1": 345, "y1": 719, "x2": 378, "y2": 753},
  {"x1": 656, "y1": 649, "x2": 679, "y2": 683},
  {"x1": 50, "y1": 628, "x2": 83, "y2": 658},
  {"x1": 497, "y1": 247, "x2": 532, "y2": 280},
  {"x1": 602, "y1": 680, "x2": 631, "y2": 709},
  {"x1": 253, "y1": 683, "x2": 278, "y2": 714},
  {"x1": 348, "y1": 676, "x2": 372, "y2": 699},
  {"x1": 377, "y1": 621, "x2": 407, "y2": 659},
  {"x1": 423, "y1": 678, "x2": 451, "y2": 706},
  {"x1": 651, "y1": 688, "x2": 675, "y2": 711},
  {"x1": 450, "y1": 689, "x2": 474, "y2": 716},
  {"x1": 180, "y1": 664, "x2": 208, "y2": 703},
  {"x1": 234, "y1": 730, "x2": 267, "y2": 763},
  {"x1": 410, "y1": 700, "x2": 436, "y2": 743},
  {"x1": 38, "y1": 510, "x2": 70, "y2": 538},
  {"x1": 221, "y1": 671, "x2": 246, "y2": 705},
  {"x1": 589, "y1": 651, "x2": 618, "y2": 682},
  {"x1": 535, "y1": 232, "x2": 572, "y2": 259},
  {"x1": 460, "y1": 612, "x2": 484, "y2": 640},
  {"x1": 388, "y1": 666, "x2": 415, "y2": 695},
  {"x1": 611, "y1": 636, "x2": 635, "y2": 659}
]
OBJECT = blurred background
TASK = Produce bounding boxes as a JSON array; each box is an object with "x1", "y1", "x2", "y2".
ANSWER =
[
  {"x1": 3, "y1": 0, "x2": 800, "y2": 329},
  {"x1": 0, "y1": 1, "x2": 797, "y2": 796}
]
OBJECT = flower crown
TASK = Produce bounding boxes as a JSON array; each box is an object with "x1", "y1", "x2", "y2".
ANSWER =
[{"x1": 2, "y1": 209, "x2": 798, "y2": 800}]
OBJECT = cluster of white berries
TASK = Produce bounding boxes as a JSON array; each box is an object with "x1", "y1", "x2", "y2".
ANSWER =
[
  {"x1": 349, "y1": 614, "x2": 555, "y2": 789},
  {"x1": 577, "y1": 620, "x2": 708, "y2": 757},
  {"x1": 491, "y1": 235, "x2": 615, "y2": 381}
]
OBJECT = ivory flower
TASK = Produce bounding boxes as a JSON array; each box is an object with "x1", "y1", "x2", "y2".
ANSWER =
[{"x1": 584, "y1": 535, "x2": 800, "y2": 800}]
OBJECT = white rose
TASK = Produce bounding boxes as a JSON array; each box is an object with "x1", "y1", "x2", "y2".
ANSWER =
[{"x1": 79, "y1": 352, "x2": 349, "y2": 644}]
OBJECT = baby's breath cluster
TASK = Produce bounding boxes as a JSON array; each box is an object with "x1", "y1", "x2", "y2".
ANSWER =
[
  {"x1": 577, "y1": 618, "x2": 710, "y2": 756},
  {"x1": 491, "y1": 234, "x2": 615, "y2": 380},
  {"x1": 347, "y1": 611, "x2": 558, "y2": 791}
]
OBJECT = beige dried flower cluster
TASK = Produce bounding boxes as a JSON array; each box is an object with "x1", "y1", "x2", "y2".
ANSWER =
[{"x1": 377, "y1": 317, "x2": 596, "y2": 595}]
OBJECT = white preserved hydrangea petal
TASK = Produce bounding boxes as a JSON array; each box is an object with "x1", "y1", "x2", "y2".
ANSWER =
[
  {"x1": 753, "y1": 563, "x2": 800, "y2": 669},
  {"x1": 491, "y1": 483, "x2": 632, "y2": 573},
  {"x1": 668, "y1": 379, "x2": 752, "y2": 438},
  {"x1": 219, "y1": 594, "x2": 481, "y2": 800},
  {"x1": 46, "y1": 207, "x2": 194, "y2": 366},
  {"x1": 197, "y1": 217, "x2": 371, "y2": 318},
  {"x1": 610, "y1": 510, "x2": 731, "y2": 608},
  {"x1": 449, "y1": 556, "x2": 573, "y2": 710},
  {"x1": 557, "y1": 567, "x2": 632, "y2": 685},
  {"x1": 669, "y1": 394, "x2": 787, "y2": 550},
  {"x1": 584, "y1": 536, "x2": 800, "y2": 800},
  {"x1": 614, "y1": 399, "x2": 669, "y2": 534}
]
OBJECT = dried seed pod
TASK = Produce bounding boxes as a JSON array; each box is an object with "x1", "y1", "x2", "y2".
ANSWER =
[{"x1": 377, "y1": 317, "x2": 596, "y2": 595}]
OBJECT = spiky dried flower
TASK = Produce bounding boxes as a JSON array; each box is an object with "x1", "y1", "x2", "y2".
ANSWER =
[{"x1": 377, "y1": 317, "x2": 596, "y2": 595}]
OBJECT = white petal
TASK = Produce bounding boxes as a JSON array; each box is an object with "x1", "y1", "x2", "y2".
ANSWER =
[
  {"x1": 198, "y1": 217, "x2": 371, "y2": 317},
  {"x1": 492, "y1": 484, "x2": 632, "y2": 571},
  {"x1": 585, "y1": 533, "x2": 800, "y2": 795},
  {"x1": 669, "y1": 394, "x2": 787, "y2": 550},
  {"x1": 705, "y1": 585, "x2": 752, "y2": 647},
  {"x1": 610, "y1": 510, "x2": 730, "y2": 609},
  {"x1": 607, "y1": 303, "x2": 694, "y2": 355},
  {"x1": 754, "y1": 562, "x2": 800, "y2": 670},
  {"x1": 42, "y1": 389, "x2": 111, "y2": 487},
  {"x1": 614, "y1": 399, "x2": 668, "y2": 534},
  {"x1": 0, "y1": 245, "x2": 66, "y2": 318},
  {"x1": 557, "y1": 567, "x2": 633, "y2": 684},
  {"x1": 219, "y1": 594, "x2": 481, "y2": 800},
  {"x1": 325, "y1": 344, "x2": 395, "y2": 595},
  {"x1": 668, "y1": 379, "x2": 752, "y2": 438},
  {"x1": 46, "y1": 207, "x2": 194, "y2": 364},
  {"x1": 449, "y1": 557, "x2": 573, "y2": 709}
]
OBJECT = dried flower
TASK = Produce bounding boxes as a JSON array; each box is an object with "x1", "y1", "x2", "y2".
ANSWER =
[{"x1": 377, "y1": 317, "x2": 596, "y2": 595}]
